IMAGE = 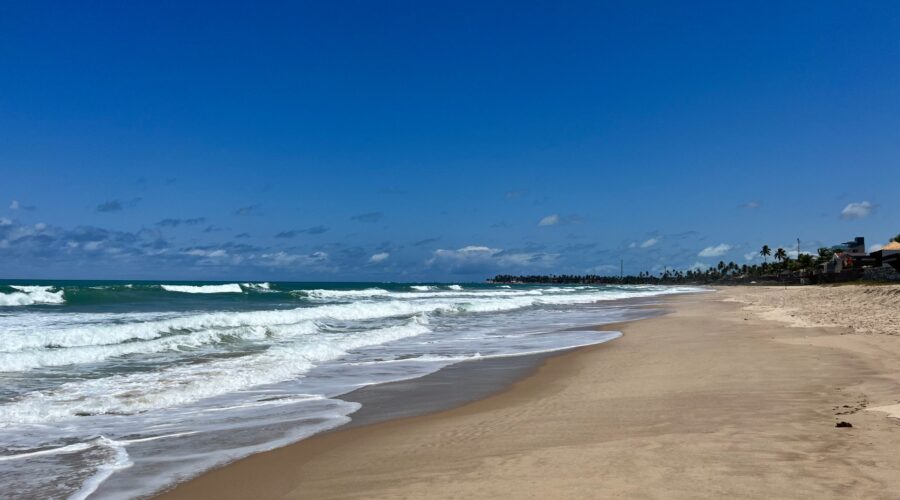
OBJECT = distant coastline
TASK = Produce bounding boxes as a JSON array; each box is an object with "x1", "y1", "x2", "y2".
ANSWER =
[{"x1": 491, "y1": 233, "x2": 900, "y2": 286}]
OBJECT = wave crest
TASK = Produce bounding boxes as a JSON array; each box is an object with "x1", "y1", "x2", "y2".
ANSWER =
[
  {"x1": 296, "y1": 288, "x2": 390, "y2": 299},
  {"x1": 160, "y1": 284, "x2": 243, "y2": 294},
  {"x1": 0, "y1": 286, "x2": 66, "y2": 306}
]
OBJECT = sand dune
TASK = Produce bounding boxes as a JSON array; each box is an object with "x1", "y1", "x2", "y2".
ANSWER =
[{"x1": 722, "y1": 284, "x2": 900, "y2": 335}]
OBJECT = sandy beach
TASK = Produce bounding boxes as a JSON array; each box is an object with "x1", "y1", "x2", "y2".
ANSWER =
[{"x1": 158, "y1": 286, "x2": 900, "y2": 499}]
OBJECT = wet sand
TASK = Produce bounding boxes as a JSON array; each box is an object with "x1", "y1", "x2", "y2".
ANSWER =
[{"x1": 158, "y1": 288, "x2": 900, "y2": 499}]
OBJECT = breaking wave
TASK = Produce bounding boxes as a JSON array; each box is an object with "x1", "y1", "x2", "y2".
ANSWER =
[
  {"x1": 160, "y1": 284, "x2": 244, "y2": 294},
  {"x1": 0, "y1": 317, "x2": 431, "y2": 423},
  {"x1": 0, "y1": 286, "x2": 66, "y2": 306}
]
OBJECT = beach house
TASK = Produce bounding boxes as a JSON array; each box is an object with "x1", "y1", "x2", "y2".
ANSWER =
[
  {"x1": 818, "y1": 236, "x2": 900, "y2": 280},
  {"x1": 820, "y1": 237, "x2": 868, "y2": 273},
  {"x1": 871, "y1": 241, "x2": 900, "y2": 272}
]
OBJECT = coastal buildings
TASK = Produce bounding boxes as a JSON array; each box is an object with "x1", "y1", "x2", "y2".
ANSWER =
[
  {"x1": 821, "y1": 237, "x2": 868, "y2": 273},
  {"x1": 870, "y1": 241, "x2": 900, "y2": 273},
  {"x1": 820, "y1": 236, "x2": 900, "y2": 278}
]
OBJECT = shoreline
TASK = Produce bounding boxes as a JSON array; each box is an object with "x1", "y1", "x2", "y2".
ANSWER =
[
  {"x1": 158, "y1": 288, "x2": 900, "y2": 499},
  {"x1": 341, "y1": 297, "x2": 666, "y2": 430},
  {"x1": 154, "y1": 339, "x2": 633, "y2": 500},
  {"x1": 150, "y1": 297, "x2": 670, "y2": 498}
]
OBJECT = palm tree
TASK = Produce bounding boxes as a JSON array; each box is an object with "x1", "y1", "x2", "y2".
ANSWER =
[
  {"x1": 774, "y1": 248, "x2": 787, "y2": 263},
  {"x1": 760, "y1": 245, "x2": 771, "y2": 263},
  {"x1": 892, "y1": 234, "x2": 900, "y2": 244}
]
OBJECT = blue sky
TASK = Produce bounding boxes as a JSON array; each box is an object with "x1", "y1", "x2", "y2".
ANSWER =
[{"x1": 1, "y1": 1, "x2": 898, "y2": 280}]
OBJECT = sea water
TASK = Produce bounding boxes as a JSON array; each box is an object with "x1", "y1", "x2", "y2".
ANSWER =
[{"x1": 0, "y1": 281, "x2": 701, "y2": 498}]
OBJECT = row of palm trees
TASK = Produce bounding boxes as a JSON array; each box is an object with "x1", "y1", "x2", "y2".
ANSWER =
[
  {"x1": 758, "y1": 245, "x2": 789, "y2": 263},
  {"x1": 755, "y1": 244, "x2": 827, "y2": 276},
  {"x1": 492, "y1": 234, "x2": 898, "y2": 285}
]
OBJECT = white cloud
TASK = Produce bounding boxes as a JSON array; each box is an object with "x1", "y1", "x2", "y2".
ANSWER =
[
  {"x1": 840, "y1": 201, "x2": 873, "y2": 220},
  {"x1": 869, "y1": 243, "x2": 884, "y2": 253},
  {"x1": 743, "y1": 252, "x2": 758, "y2": 261},
  {"x1": 786, "y1": 249, "x2": 813, "y2": 259},
  {"x1": 185, "y1": 248, "x2": 227, "y2": 258},
  {"x1": 428, "y1": 245, "x2": 555, "y2": 271},
  {"x1": 628, "y1": 242, "x2": 637, "y2": 249},
  {"x1": 259, "y1": 251, "x2": 328, "y2": 268},
  {"x1": 741, "y1": 200, "x2": 762, "y2": 209},
  {"x1": 431, "y1": 245, "x2": 496, "y2": 259},
  {"x1": 0, "y1": 217, "x2": 11, "y2": 226},
  {"x1": 690, "y1": 261, "x2": 710, "y2": 271},
  {"x1": 640, "y1": 238, "x2": 658, "y2": 248},
  {"x1": 83, "y1": 241, "x2": 104, "y2": 252},
  {"x1": 369, "y1": 252, "x2": 390, "y2": 263},
  {"x1": 538, "y1": 214, "x2": 559, "y2": 226},
  {"x1": 181, "y1": 248, "x2": 248, "y2": 266},
  {"x1": 698, "y1": 243, "x2": 733, "y2": 258},
  {"x1": 9, "y1": 200, "x2": 19, "y2": 210}
]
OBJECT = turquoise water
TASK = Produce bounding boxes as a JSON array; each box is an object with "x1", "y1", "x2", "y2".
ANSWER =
[{"x1": 0, "y1": 281, "x2": 702, "y2": 498}]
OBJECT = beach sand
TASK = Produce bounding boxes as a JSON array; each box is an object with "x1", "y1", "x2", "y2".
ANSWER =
[{"x1": 158, "y1": 286, "x2": 900, "y2": 499}]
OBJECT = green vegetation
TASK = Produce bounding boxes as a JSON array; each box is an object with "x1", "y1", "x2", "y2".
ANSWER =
[
  {"x1": 492, "y1": 232, "x2": 899, "y2": 285},
  {"x1": 774, "y1": 248, "x2": 787, "y2": 263},
  {"x1": 492, "y1": 255, "x2": 812, "y2": 285},
  {"x1": 760, "y1": 245, "x2": 771, "y2": 263}
]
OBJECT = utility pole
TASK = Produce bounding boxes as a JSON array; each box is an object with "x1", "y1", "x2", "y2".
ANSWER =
[
  {"x1": 797, "y1": 238, "x2": 801, "y2": 258},
  {"x1": 620, "y1": 259, "x2": 623, "y2": 279}
]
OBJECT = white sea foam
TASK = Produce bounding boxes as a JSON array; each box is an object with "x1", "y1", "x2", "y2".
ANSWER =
[
  {"x1": 300, "y1": 287, "x2": 539, "y2": 301},
  {"x1": 0, "y1": 301, "x2": 438, "y2": 352},
  {"x1": 0, "y1": 442, "x2": 94, "y2": 462},
  {"x1": 0, "y1": 286, "x2": 65, "y2": 306},
  {"x1": 348, "y1": 331, "x2": 622, "y2": 366},
  {"x1": 0, "y1": 286, "x2": 700, "y2": 354},
  {"x1": 298, "y1": 288, "x2": 391, "y2": 299},
  {"x1": 241, "y1": 282, "x2": 271, "y2": 291},
  {"x1": 68, "y1": 437, "x2": 132, "y2": 500},
  {"x1": 160, "y1": 284, "x2": 243, "y2": 294},
  {"x1": 409, "y1": 285, "x2": 435, "y2": 291},
  {"x1": 0, "y1": 323, "x2": 285, "y2": 372},
  {"x1": 388, "y1": 289, "x2": 541, "y2": 299},
  {"x1": 447, "y1": 284, "x2": 463, "y2": 290},
  {"x1": 0, "y1": 318, "x2": 430, "y2": 424}
]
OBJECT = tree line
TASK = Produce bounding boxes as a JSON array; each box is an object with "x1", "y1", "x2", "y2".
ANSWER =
[{"x1": 490, "y1": 234, "x2": 900, "y2": 285}]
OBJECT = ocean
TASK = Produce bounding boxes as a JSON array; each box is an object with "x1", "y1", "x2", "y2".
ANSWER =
[{"x1": 0, "y1": 281, "x2": 701, "y2": 498}]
